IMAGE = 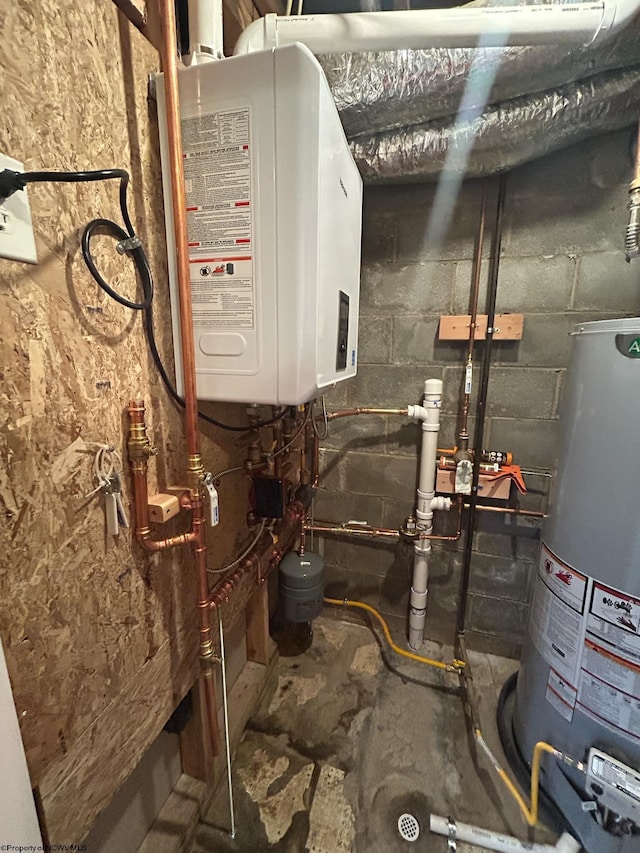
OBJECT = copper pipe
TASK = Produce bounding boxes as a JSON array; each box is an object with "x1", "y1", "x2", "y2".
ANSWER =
[
  {"x1": 459, "y1": 185, "x2": 488, "y2": 450},
  {"x1": 312, "y1": 429, "x2": 320, "y2": 488},
  {"x1": 158, "y1": 0, "x2": 219, "y2": 756},
  {"x1": 306, "y1": 522, "x2": 400, "y2": 540},
  {"x1": 127, "y1": 400, "x2": 197, "y2": 551},
  {"x1": 325, "y1": 407, "x2": 408, "y2": 421},
  {"x1": 472, "y1": 504, "x2": 546, "y2": 519},
  {"x1": 299, "y1": 506, "x2": 307, "y2": 556},
  {"x1": 268, "y1": 502, "x2": 305, "y2": 577},
  {"x1": 307, "y1": 497, "x2": 464, "y2": 542},
  {"x1": 208, "y1": 502, "x2": 305, "y2": 606},
  {"x1": 273, "y1": 414, "x2": 284, "y2": 478}
]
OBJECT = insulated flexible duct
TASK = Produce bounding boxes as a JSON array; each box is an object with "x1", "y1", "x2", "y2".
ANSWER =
[
  {"x1": 350, "y1": 64, "x2": 640, "y2": 182},
  {"x1": 315, "y1": 2, "x2": 640, "y2": 182},
  {"x1": 319, "y1": 6, "x2": 640, "y2": 139}
]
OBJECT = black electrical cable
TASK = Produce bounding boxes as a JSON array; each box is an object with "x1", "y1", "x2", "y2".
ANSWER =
[{"x1": 0, "y1": 167, "x2": 289, "y2": 432}]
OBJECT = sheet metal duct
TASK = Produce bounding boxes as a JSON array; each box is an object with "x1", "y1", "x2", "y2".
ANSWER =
[{"x1": 317, "y1": 4, "x2": 640, "y2": 181}]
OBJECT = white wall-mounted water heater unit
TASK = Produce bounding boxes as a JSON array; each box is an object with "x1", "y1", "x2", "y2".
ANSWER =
[{"x1": 156, "y1": 44, "x2": 362, "y2": 406}]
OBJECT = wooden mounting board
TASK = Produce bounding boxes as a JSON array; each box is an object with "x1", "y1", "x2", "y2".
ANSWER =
[{"x1": 439, "y1": 314, "x2": 524, "y2": 341}]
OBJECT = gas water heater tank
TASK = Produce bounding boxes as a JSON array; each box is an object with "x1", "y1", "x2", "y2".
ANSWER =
[
  {"x1": 512, "y1": 318, "x2": 640, "y2": 853},
  {"x1": 156, "y1": 44, "x2": 362, "y2": 406}
]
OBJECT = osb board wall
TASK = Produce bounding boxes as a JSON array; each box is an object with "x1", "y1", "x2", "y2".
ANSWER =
[{"x1": 0, "y1": 0, "x2": 260, "y2": 841}]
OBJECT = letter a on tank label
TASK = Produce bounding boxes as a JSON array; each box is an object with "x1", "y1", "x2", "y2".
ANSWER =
[{"x1": 615, "y1": 334, "x2": 640, "y2": 358}]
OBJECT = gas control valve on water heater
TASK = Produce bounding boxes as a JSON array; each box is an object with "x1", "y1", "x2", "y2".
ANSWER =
[
  {"x1": 156, "y1": 44, "x2": 362, "y2": 406},
  {"x1": 506, "y1": 318, "x2": 640, "y2": 853}
]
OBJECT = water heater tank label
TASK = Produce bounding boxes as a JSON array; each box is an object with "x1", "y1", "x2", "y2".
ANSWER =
[
  {"x1": 182, "y1": 108, "x2": 255, "y2": 330},
  {"x1": 531, "y1": 543, "x2": 640, "y2": 739},
  {"x1": 529, "y1": 544, "x2": 587, "y2": 684}
]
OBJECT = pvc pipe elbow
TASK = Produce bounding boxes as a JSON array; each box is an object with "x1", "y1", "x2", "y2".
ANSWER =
[{"x1": 233, "y1": 16, "x2": 268, "y2": 54}]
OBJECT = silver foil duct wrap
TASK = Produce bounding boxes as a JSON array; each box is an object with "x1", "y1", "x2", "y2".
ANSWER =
[
  {"x1": 349, "y1": 65, "x2": 640, "y2": 182},
  {"x1": 319, "y1": 14, "x2": 640, "y2": 140}
]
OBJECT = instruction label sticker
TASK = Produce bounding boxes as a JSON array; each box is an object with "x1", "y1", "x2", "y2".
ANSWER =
[
  {"x1": 529, "y1": 544, "x2": 588, "y2": 684},
  {"x1": 545, "y1": 668, "x2": 577, "y2": 723},
  {"x1": 587, "y1": 583, "x2": 640, "y2": 663},
  {"x1": 182, "y1": 108, "x2": 255, "y2": 330}
]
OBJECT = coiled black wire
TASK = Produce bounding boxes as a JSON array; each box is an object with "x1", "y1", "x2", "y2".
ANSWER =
[{"x1": 14, "y1": 168, "x2": 288, "y2": 432}]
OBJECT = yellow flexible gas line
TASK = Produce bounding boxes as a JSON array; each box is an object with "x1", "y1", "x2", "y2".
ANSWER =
[
  {"x1": 475, "y1": 727, "x2": 557, "y2": 827},
  {"x1": 325, "y1": 597, "x2": 559, "y2": 826},
  {"x1": 323, "y1": 597, "x2": 464, "y2": 672}
]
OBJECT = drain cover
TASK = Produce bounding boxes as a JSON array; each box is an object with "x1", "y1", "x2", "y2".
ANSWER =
[{"x1": 398, "y1": 812, "x2": 420, "y2": 842}]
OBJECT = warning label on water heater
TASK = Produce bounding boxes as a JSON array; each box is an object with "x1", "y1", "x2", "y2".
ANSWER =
[
  {"x1": 530, "y1": 543, "x2": 640, "y2": 741},
  {"x1": 529, "y1": 544, "x2": 587, "y2": 684},
  {"x1": 182, "y1": 107, "x2": 255, "y2": 330}
]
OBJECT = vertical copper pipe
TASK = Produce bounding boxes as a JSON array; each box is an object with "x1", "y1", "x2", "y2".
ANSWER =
[
  {"x1": 158, "y1": 2, "x2": 201, "y2": 470},
  {"x1": 459, "y1": 185, "x2": 488, "y2": 450},
  {"x1": 158, "y1": 0, "x2": 219, "y2": 756},
  {"x1": 312, "y1": 429, "x2": 320, "y2": 488},
  {"x1": 273, "y1": 414, "x2": 283, "y2": 478}
]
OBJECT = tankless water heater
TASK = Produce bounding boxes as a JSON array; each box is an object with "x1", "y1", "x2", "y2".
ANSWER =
[{"x1": 156, "y1": 44, "x2": 362, "y2": 405}]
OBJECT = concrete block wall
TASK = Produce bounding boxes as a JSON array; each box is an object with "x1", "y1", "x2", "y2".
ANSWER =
[{"x1": 315, "y1": 129, "x2": 640, "y2": 658}]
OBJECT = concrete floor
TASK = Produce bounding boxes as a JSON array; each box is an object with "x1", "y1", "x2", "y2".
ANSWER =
[{"x1": 191, "y1": 610, "x2": 556, "y2": 853}]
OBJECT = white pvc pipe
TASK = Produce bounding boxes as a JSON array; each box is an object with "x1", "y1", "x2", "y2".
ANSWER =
[
  {"x1": 430, "y1": 816, "x2": 581, "y2": 853},
  {"x1": 185, "y1": 0, "x2": 224, "y2": 63},
  {"x1": 408, "y1": 379, "x2": 443, "y2": 650},
  {"x1": 234, "y1": 2, "x2": 640, "y2": 55}
]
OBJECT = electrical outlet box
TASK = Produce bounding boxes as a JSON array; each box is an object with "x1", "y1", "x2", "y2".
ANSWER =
[{"x1": 0, "y1": 154, "x2": 37, "y2": 264}]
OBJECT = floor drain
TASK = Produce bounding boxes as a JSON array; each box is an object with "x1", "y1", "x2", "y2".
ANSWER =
[{"x1": 398, "y1": 812, "x2": 420, "y2": 842}]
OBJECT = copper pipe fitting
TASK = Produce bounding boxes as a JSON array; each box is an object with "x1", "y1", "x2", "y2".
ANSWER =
[
  {"x1": 306, "y1": 522, "x2": 400, "y2": 540},
  {"x1": 127, "y1": 401, "x2": 197, "y2": 551},
  {"x1": 325, "y1": 407, "x2": 408, "y2": 421}
]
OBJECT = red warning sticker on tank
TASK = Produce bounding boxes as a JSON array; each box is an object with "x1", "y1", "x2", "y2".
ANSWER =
[
  {"x1": 529, "y1": 545, "x2": 588, "y2": 684},
  {"x1": 539, "y1": 545, "x2": 587, "y2": 613}
]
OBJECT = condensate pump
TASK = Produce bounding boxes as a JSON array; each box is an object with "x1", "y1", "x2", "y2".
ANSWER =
[{"x1": 156, "y1": 44, "x2": 362, "y2": 406}]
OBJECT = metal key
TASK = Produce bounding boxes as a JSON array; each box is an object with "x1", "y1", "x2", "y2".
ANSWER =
[
  {"x1": 102, "y1": 476, "x2": 119, "y2": 536},
  {"x1": 112, "y1": 472, "x2": 129, "y2": 529}
]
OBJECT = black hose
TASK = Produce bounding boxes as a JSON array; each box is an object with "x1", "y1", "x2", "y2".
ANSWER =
[
  {"x1": 3, "y1": 167, "x2": 289, "y2": 432},
  {"x1": 456, "y1": 174, "x2": 508, "y2": 639}
]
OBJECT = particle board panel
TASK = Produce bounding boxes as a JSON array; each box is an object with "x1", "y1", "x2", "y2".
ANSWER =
[
  {"x1": 0, "y1": 0, "x2": 263, "y2": 843},
  {"x1": 38, "y1": 630, "x2": 199, "y2": 843}
]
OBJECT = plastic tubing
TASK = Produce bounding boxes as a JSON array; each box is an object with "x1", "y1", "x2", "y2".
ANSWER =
[
  {"x1": 323, "y1": 597, "x2": 464, "y2": 672},
  {"x1": 430, "y1": 816, "x2": 580, "y2": 853}
]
